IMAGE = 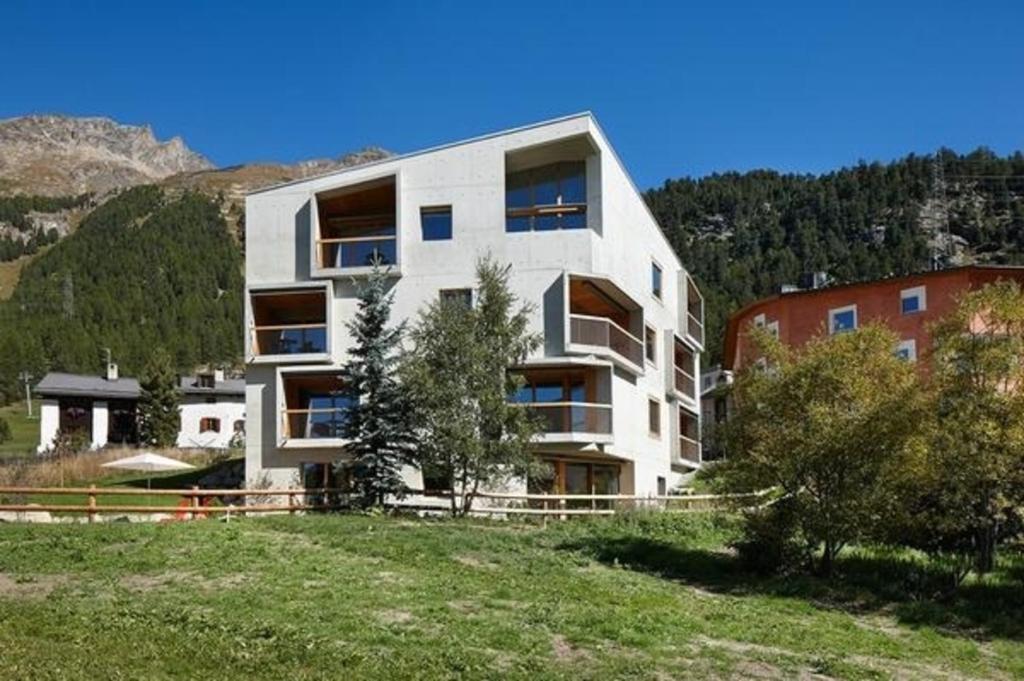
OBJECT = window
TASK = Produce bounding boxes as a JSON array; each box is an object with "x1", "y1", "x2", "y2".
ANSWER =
[
  {"x1": 439, "y1": 288, "x2": 473, "y2": 309},
  {"x1": 648, "y1": 398, "x2": 661, "y2": 437},
  {"x1": 896, "y1": 339, "x2": 917, "y2": 362},
  {"x1": 233, "y1": 419, "x2": 245, "y2": 433},
  {"x1": 506, "y1": 161, "x2": 586, "y2": 232},
  {"x1": 753, "y1": 313, "x2": 766, "y2": 328},
  {"x1": 199, "y1": 417, "x2": 221, "y2": 434},
  {"x1": 644, "y1": 325, "x2": 657, "y2": 364},
  {"x1": 766, "y1": 320, "x2": 780, "y2": 338},
  {"x1": 420, "y1": 206, "x2": 452, "y2": 241},
  {"x1": 901, "y1": 286, "x2": 926, "y2": 315},
  {"x1": 828, "y1": 305, "x2": 857, "y2": 334},
  {"x1": 651, "y1": 262, "x2": 663, "y2": 299},
  {"x1": 657, "y1": 476, "x2": 667, "y2": 496},
  {"x1": 198, "y1": 374, "x2": 215, "y2": 388}
]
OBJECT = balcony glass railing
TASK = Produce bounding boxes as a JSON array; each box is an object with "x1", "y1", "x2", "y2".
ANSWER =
[
  {"x1": 687, "y1": 312, "x2": 703, "y2": 345},
  {"x1": 674, "y1": 366, "x2": 695, "y2": 396},
  {"x1": 522, "y1": 402, "x2": 612, "y2": 435},
  {"x1": 569, "y1": 314, "x2": 644, "y2": 368},
  {"x1": 282, "y1": 408, "x2": 347, "y2": 440},
  {"x1": 318, "y1": 236, "x2": 397, "y2": 269},
  {"x1": 253, "y1": 325, "x2": 327, "y2": 356},
  {"x1": 679, "y1": 435, "x2": 701, "y2": 463}
]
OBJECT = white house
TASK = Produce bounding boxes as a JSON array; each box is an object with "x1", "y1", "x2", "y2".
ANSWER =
[
  {"x1": 244, "y1": 113, "x2": 704, "y2": 496},
  {"x1": 35, "y1": 366, "x2": 245, "y2": 452}
]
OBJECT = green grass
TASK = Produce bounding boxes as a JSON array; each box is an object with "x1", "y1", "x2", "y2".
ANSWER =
[
  {"x1": 0, "y1": 513, "x2": 1021, "y2": 680},
  {"x1": 0, "y1": 401, "x2": 38, "y2": 458}
]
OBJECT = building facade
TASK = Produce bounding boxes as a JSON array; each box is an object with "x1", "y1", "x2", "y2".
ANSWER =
[
  {"x1": 36, "y1": 366, "x2": 244, "y2": 452},
  {"x1": 723, "y1": 265, "x2": 1024, "y2": 373},
  {"x1": 244, "y1": 114, "x2": 704, "y2": 497}
]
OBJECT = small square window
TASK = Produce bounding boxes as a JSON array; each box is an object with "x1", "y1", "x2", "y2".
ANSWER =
[
  {"x1": 644, "y1": 325, "x2": 657, "y2": 364},
  {"x1": 439, "y1": 288, "x2": 473, "y2": 309},
  {"x1": 896, "y1": 339, "x2": 917, "y2": 362},
  {"x1": 648, "y1": 399, "x2": 661, "y2": 436},
  {"x1": 829, "y1": 305, "x2": 857, "y2": 334},
  {"x1": 901, "y1": 286, "x2": 926, "y2": 315},
  {"x1": 421, "y1": 206, "x2": 452, "y2": 241},
  {"x1": 651, "y1": 262, "x2": 663, "y2": 299}
]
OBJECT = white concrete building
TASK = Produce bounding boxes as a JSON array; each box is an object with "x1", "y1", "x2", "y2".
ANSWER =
[
  {"x1": 244, "y1": 113, "x2": 704, "y2": 496},
  {"x1": 35, "y1": 367, "x2": 245, "y2": 452}
]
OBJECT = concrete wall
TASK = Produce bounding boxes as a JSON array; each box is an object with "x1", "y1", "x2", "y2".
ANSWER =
[
  {"x1": 244, "y1": 114, "x2": 703, "y2": 493},
  {"x1": 37, "y1": 399, "x2": 60, "y2": 453}
]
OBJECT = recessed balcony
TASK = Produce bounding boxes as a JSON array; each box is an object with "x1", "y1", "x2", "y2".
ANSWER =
[
  {"x1": 511, "y1": 364, "x2": 613, "y2": 444},
  {"x1": 278, "y1": 371, "x2": 353, "y2": 448},
  {"x1": 565, "y1": 274, "x2": 645, "y2": 375},
  {"x1": 312, "y1": 176, "x2": 399, "y2": 277},
  {"x1": 682, "y1": 274, "x2": 704, "y2": 349},
  {"x1": 248, "y1": 285, "x2": 330, "y2": 363},
  {"x1": 674, "y1": 406, "x2": 701, "y2": 470},
  {"x1": 665, "y1": 333, "x2": 697, "y2": 405}
]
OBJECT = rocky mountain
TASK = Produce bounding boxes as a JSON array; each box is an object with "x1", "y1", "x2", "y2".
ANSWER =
[{"x1": 0, "y1": 115, "x2": 213, "y2": 196}]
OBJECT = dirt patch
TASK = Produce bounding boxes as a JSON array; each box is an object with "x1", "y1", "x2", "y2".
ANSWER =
[
  {"x1": 119, "y1": 571, "x2": 251, "y2": 594},
  {"x1": 453, "y1": 555, "x2": 497, "y2": 569},
  {"x1": 734, "y1": 660, "x2": 785, "y2": 679},
  {"x1": 0, "y1": 573, "x2": 70, "y2": 599},
  {"x1": 377, "y1": 609, "x2": 414, "y2": 625},
  {"x1": 551, "y1": 634, "x2": 592, "y2": 663}
]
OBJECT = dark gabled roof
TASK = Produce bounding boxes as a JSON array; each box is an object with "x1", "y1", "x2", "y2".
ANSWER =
[
  {"x1": 34, "y1": 372, "x2": 140, "y2": 399},
  {"x1": 178, "y1": 376, "x2": 245, "y2": 397},
  {"x1": 34, "y1": 372, "x2": 245, "y2": 400}
]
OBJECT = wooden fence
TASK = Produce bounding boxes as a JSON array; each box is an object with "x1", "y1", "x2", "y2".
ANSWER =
[{"x1": 0, "y1": 486, "x2": 770, "y2": 522}]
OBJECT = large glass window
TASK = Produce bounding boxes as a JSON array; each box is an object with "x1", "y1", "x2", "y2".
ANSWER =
[
  {"x1": 300, "y1": 391, "x2": 355, "y2": 439},
  {"x1": 421, "y1": 206, "x2": 453, "y2": 241},
  {"x1": 506, "y1": 161, "x2": 587, "y2": 232}
]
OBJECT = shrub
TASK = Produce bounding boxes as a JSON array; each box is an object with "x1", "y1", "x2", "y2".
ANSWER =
[{"x1": 733, "y1": 496, "x2": 807, "y2": 575}]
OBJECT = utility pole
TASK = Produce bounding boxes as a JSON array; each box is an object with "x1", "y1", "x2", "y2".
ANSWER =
[{"x1": 18, "y1": 371, "x2": 33, "y2": 418}]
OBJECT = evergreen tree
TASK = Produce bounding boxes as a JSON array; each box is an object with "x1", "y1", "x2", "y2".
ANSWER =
[
  {"x1": 137, "y1": 347, "x2": 181, "y2": 447},
  {"x1": 340, "y1": 261, "x2": 417, "y2": 507}
]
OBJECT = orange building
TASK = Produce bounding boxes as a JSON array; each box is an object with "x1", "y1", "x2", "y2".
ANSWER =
[{"x1": 723, "y1": 265, "x2": 1024, "y2": 372}]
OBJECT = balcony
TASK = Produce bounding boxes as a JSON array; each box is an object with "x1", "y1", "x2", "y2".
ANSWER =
[
  {"x1": 278, "y1": 371, "x2": 353, "y2": 448},
  {"x1": 249, "y1": 286, "x2": 330, "y2": 363},
  {"x1": 666, "y1": 334, "x2": 697, "y2": 404},
  {"x1": 566, "y1": 275, "x2": 645, "y2": 375},
  {"x1": 682, "y1": 274, "x2": 704, "y2": 349},
  {"x1": 512, "y1": 364, "x2": 613, "y2": 444},
  {"x1": 312, "y1": 176, "x2": 399, "y2": 277},
  {"x1": 674, "y1": 407, "x2": 701, "y2": 469}
]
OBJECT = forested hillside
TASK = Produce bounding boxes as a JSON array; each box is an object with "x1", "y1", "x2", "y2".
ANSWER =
[
  {"x1": 0, "y1": 186, "x2": 243, "y2": 401},
  {"x1": 645, "y1": 148, "x2": 1024, "y2": 362}
]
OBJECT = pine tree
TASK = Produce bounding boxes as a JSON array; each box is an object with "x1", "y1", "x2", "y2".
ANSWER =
[
  {"x1": 340, "y1": 262, "x2": 417, "y2": 507},
  {"x1": 138, "y1": 347, "x2": 181, "y2": 447}
]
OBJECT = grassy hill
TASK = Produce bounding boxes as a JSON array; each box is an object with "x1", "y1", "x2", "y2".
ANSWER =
[{"x1": 0, "y1": 513, "x2": 1020, "y2": 680}]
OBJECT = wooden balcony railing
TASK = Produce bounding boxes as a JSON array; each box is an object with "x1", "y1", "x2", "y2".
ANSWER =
[
  {"x1": 569, "y1": 313, "x2": 644, "y2": 368},
  {"x1": 282, "y1": 408, "x2": 347, "y2": 440},
  {"x1": 687, "y1": 312, "x2": 703, "y2": 345},
  {"x1": 252, "y1": 324, "x2": 327, "y2": 356},
  {"x1": 316, "y1": 235, "x2": 397, "y2": 269},
  {"x1": 522, "y1": 402, "x2": 612, "y2": 435}
]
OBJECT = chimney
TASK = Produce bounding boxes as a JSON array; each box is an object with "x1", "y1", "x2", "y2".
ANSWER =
[{"x1": 106, "y1": 362, "x2": 119, "y2": 381}]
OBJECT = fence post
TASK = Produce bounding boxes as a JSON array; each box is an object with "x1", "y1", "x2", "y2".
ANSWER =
[
  {"x1": 559, "y1": 498, "x2": 566, "y2": 522},
  {"x1": 87, "y1": 485, "x2": 97, "y2": 524},
  {"x1": 288, "y1": 492, "x2": 297, "y2": 515},
  {"x1": 190, "y1": 485, "x2": 200, "y2": 521}
]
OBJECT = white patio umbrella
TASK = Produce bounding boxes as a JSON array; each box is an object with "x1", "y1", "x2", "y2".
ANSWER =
[{"x1": 101, "y1": 452, "x2": 195, "y2": 489}]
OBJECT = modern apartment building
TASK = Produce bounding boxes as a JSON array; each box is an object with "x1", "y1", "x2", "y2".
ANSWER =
[
  {"x1": 724, "y1": 265, "x2": 1024, "y2": 373},
  {"x1": 243, "y1": 113, "x2": 704, "y2": 497}
]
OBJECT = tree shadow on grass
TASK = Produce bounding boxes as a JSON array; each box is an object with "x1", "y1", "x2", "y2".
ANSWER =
[{"x1": 558, "y1": 535, "x2": 1024, "y2": 642}]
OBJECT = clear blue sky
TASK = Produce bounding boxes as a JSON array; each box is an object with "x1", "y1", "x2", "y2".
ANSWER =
[{"x1": 2, "y1": 0, "x2": 1021, "y2": 188}]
